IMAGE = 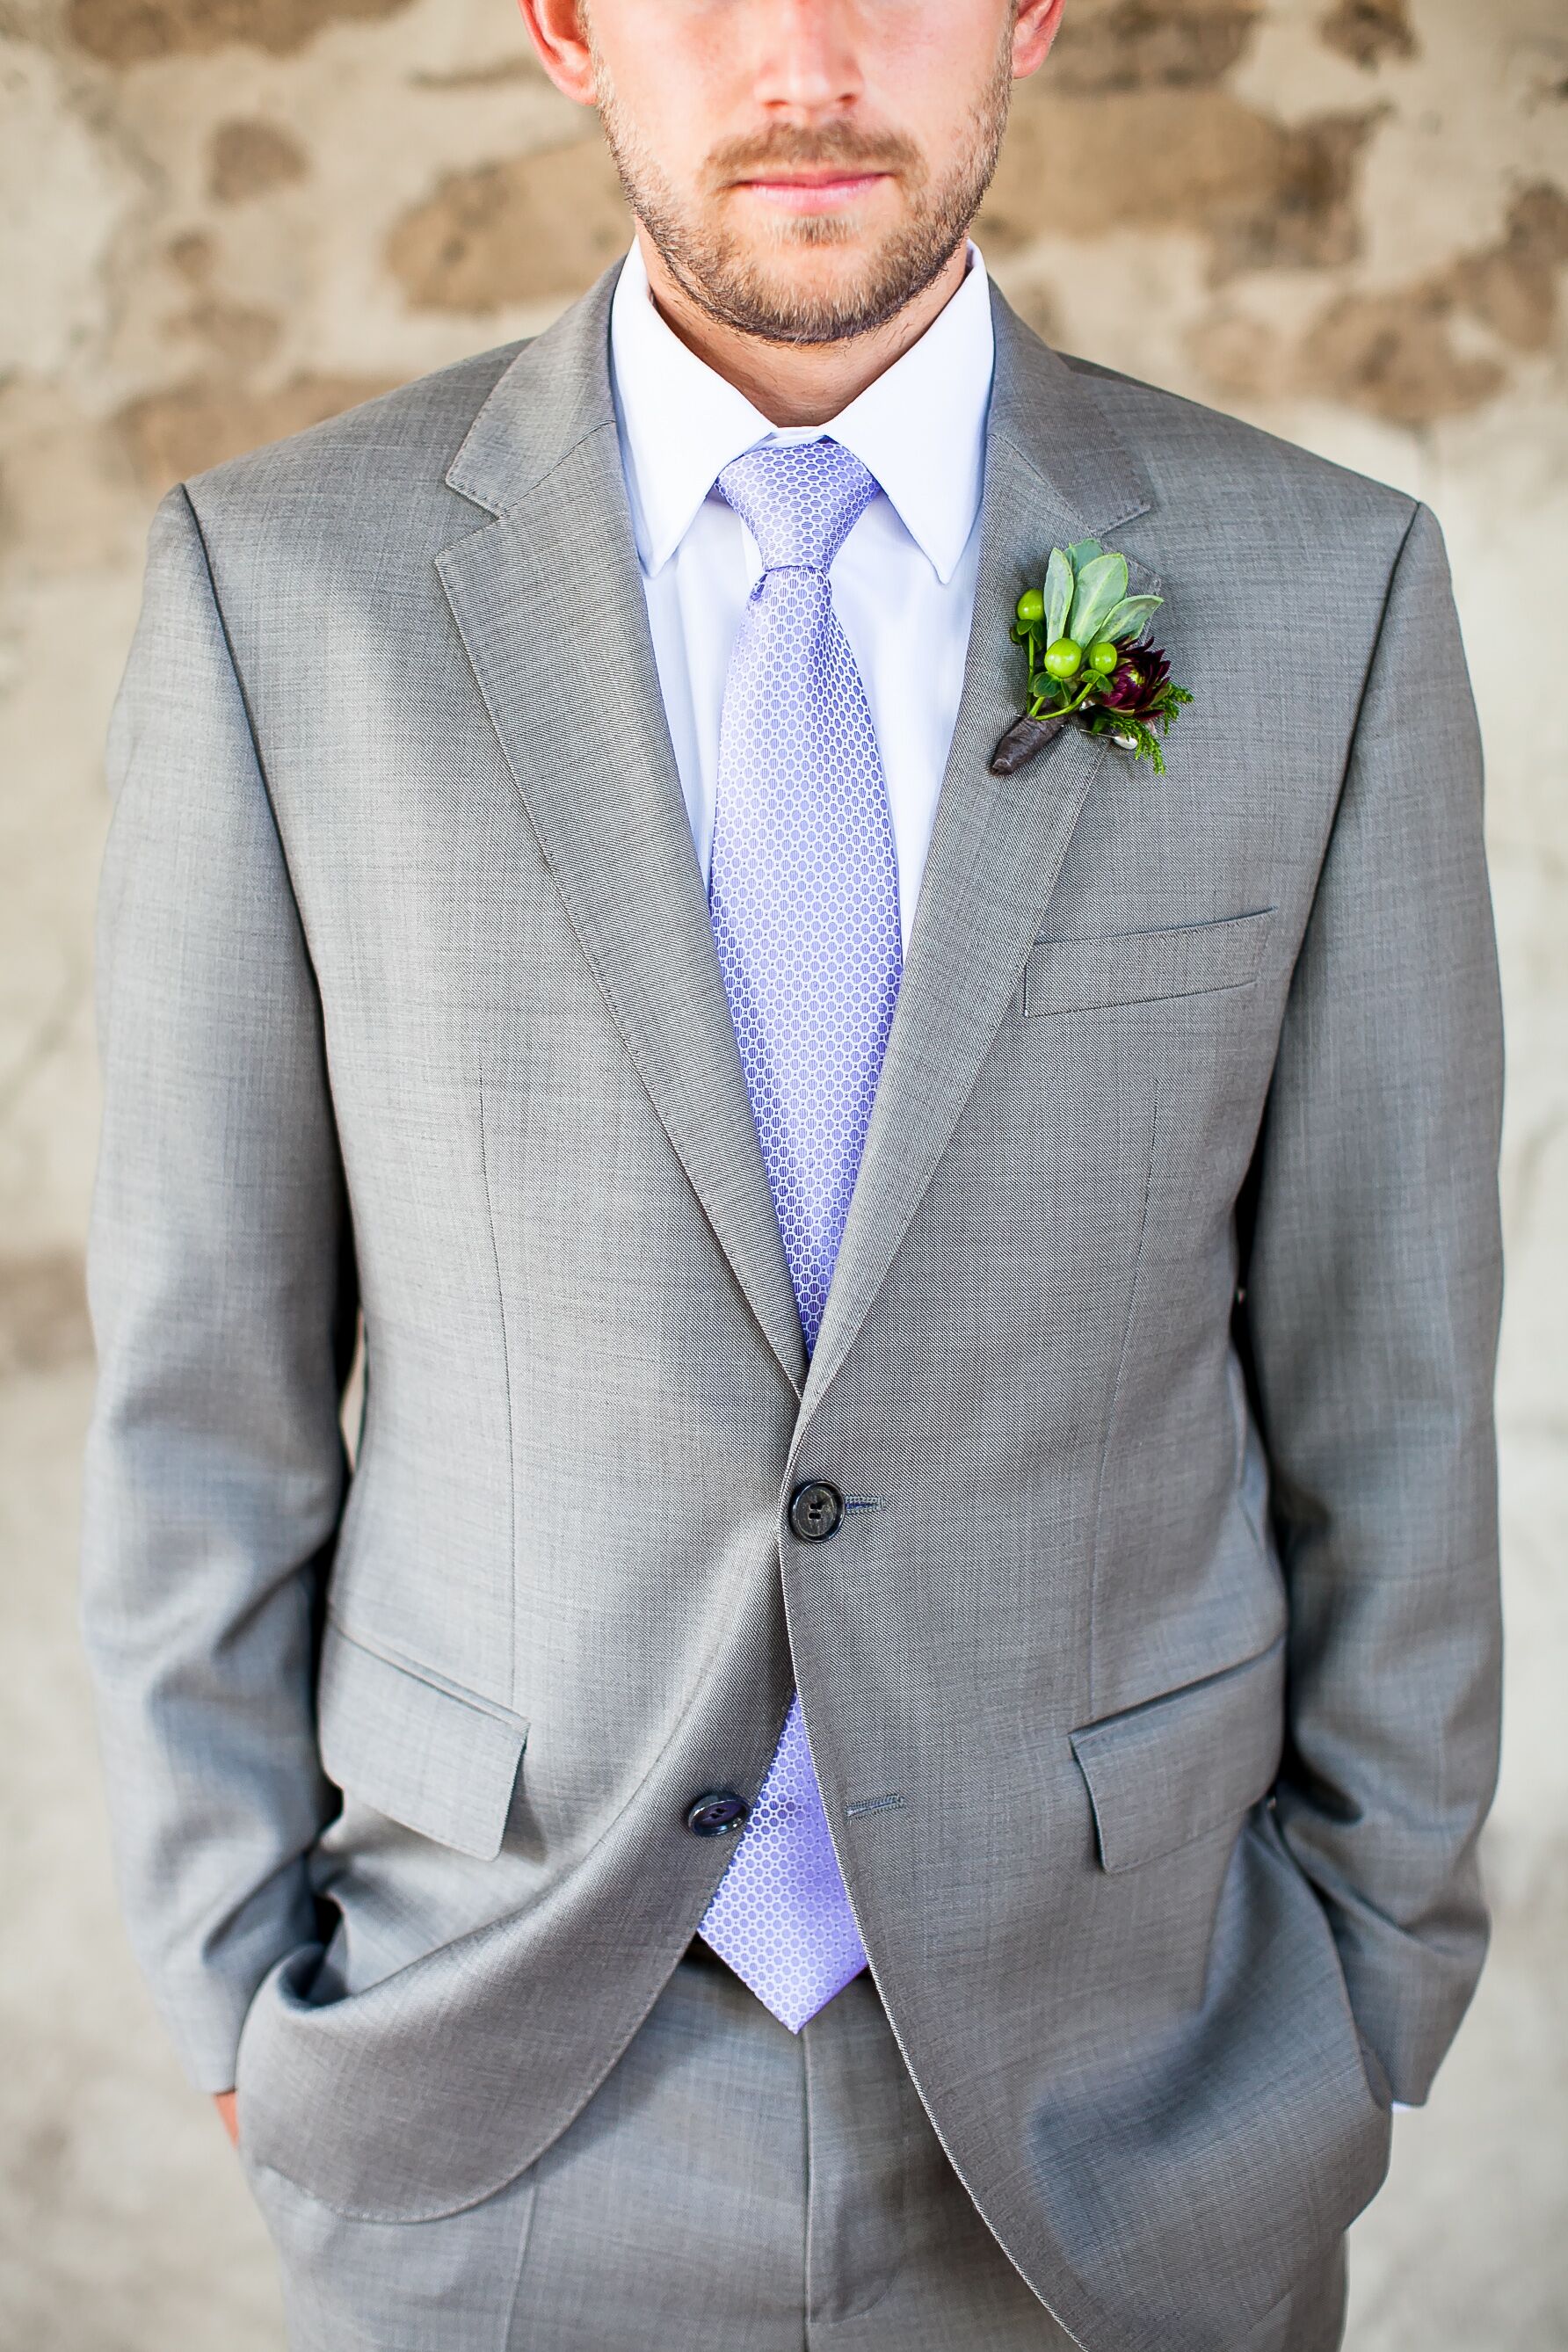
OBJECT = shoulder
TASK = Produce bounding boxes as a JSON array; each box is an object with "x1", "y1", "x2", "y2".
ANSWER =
[
  {"x1": 166, "y1": 338, "x2": 533, "y2": 610},
  {"x1": 1055, "y1": 350, "x2": 1419, "y2": 563},
  {"x1": 178, "y1": 339, "x2": 530, "y2": 533}
]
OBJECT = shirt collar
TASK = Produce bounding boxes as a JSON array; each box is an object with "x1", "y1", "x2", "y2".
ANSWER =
[{"x1": 609, "y1": 233, "x2": 994, "y2": 587}]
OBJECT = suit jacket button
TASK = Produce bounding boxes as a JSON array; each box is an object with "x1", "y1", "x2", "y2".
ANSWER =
[
  {"x1": 788, "y1": 1480, "x2": 844, "y2": 1543},
  {"x1": 686, "y1": 1790, "x2": 749, "y2": 1838}
]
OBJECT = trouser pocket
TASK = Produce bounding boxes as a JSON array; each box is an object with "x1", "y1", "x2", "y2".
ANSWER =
[{"x1": 242, "y1": 2146, "x2": 537, "y2": 2352}]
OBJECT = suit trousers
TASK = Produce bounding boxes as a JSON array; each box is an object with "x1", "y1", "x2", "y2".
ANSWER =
[{"x1": 241, "y1": 1947, "x2": 1347, "y2": 2352}]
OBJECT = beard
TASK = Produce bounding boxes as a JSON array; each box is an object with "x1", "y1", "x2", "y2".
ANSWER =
[{"x1": 588, "y1": 33, "x2": 1013, "y2": 346}]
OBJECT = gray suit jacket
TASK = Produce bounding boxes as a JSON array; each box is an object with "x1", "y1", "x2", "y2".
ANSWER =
[{"x1": 81, "y1": 263, "x2": 1504, "y2": 2351}]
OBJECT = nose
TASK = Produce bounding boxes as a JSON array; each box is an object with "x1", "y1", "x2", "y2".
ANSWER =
[{"x1": 749, "y1": 0, "x2": 865, "y2": 119}]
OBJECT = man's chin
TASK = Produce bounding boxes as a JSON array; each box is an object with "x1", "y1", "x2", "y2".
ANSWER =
[{"x1": 677, "y1": 228, "x2": 949, "y2": 345}]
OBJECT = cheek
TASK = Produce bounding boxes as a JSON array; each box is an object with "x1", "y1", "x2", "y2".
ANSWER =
[
  {"x1": 855, "y1": 1, "x2": 1013, "y2": 151},
  {"x1": 594, "y1": 3, "x2": 744, "y2": 167}
]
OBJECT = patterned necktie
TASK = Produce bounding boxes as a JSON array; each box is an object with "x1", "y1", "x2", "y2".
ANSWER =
[{"x1": 698, "y1": 438, "x2": 903, "y2": 2031}]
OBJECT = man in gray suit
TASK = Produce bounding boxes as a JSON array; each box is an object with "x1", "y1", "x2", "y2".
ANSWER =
[{"x1": 80, "y1": 0, "x2": 1504, "y2": 2343}]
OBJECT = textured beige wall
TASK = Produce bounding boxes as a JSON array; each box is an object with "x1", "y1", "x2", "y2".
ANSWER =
[{"x1": 2, "y1": 2, "x2": 1564, "y2": 2343}]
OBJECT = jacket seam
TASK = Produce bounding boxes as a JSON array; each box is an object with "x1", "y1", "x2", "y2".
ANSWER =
[
  {"x1": 178, "y1": 486, "x2": 309, "y2": 947},
  {"x1": 475, "y1": 1049, "x2": 519, "y2": 1712},
  {"x1": 1086, "y1": 1070, "x2": 1158, "y2": 1719},
  {"x1": 177, "y1": 479, "x2": 356, "y2": 1645},
  {"x1": 1279, "y1": 494, "x2": 1422, "y2": 1016},
  {"x1": 1340, "y1": 495, "x2": 1423, "y2": 794}
]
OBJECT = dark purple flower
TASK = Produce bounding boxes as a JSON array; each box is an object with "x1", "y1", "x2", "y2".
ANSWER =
[{"x1": 1100, "y1": 639, "x2": 1172, "y2": 720}]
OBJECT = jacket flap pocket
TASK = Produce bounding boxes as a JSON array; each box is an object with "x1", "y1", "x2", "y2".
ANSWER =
[
  {"x1": 1070, "y1": 1635, "x2": 1284, "y2": 1874},
  {"x1": 1024, "y1": 907, "x2": 1274, "y2": 1017},
  {"x1": 316, "y1": 1617, "x2": 527, "y2": 1861}
]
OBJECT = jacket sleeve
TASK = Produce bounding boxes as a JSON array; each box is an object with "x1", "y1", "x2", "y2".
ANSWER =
[
  {"x1": 80, "y1": 483, "x2": 355, "y2": 2094},
  {"x1": 1238, "y1": 498, "x2": 1505, "y2": 2107}
]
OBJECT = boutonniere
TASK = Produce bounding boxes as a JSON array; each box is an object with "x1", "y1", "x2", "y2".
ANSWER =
[{"x1": 990, "y1": 541, "x2": 1193, "y2": 778}]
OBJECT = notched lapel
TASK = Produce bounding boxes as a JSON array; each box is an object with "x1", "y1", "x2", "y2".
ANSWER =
[
  {"x1": 431, "y1": 273, "x2": 1159, "y2": 1428},
  {"x1": 436, "y1": 275, "x2": 807, "y2": 1395},
  {"x1": 797, "y1": 296, "x2": 1158, "y2": 1430}
]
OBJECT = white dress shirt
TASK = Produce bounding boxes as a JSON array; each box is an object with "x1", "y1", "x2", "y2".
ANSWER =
[{"x1": 607, "y1": 235, "x2": 995, "y2": 956}]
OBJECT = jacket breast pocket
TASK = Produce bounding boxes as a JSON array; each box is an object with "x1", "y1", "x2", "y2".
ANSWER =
[
  {"x1": 316, "y1": 1615, "x2": 528, "y2": 1861},
  {"x1": 1070, "y1": 1635, "x2": 1285, "y2": 1873},
  {"x1": 1022, "y1": 907, "x2": 1275, "y2": 1018}
]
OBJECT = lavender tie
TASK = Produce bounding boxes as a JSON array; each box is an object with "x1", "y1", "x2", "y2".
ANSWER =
[{"x1": 698, "y1": 438, "x2": 902, "y2": 2032}]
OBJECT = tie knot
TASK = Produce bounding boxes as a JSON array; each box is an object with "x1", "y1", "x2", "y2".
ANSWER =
[{"x1": 715, "y1": 438, "x2": 879, "y2": 575}]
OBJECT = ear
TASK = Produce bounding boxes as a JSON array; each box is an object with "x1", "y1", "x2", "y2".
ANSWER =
[
  {"x1": 1013, "y1": 0, "x2": 1068, "y2": 79},
  {"x1": 515, "y1": 0, "x2": 598, "y2": 106}
]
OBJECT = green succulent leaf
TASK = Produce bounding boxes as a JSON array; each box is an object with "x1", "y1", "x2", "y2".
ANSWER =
[
  {"x1": 1066, "y1": 539, "x2": 1103, "y2": 573},
  {"x1": 1067, "y1": 552, "x2": 1129, "y2": 650},
  {"x1": 1043, "y1": 547, "x2": 1075, "y2": 645},
  {"x1": 1100, "y1": 593, "x2": 1163, "y2": 642}
]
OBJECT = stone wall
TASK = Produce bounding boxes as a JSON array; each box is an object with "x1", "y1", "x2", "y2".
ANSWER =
[{"x1": 1, "y1": 2, "x2": 1564, "y2": 2342}]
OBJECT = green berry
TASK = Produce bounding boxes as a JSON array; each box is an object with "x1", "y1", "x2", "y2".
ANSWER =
[
  {"x1": 1042, "y1": 637, "x2": 1082, "y2": 680},
  {"x1": 1015, "y1": 587, "x2": 1046, "y2": 627},
  {"x1": 1086, "y1": 639, "x2": 1119, "y2": 674}
]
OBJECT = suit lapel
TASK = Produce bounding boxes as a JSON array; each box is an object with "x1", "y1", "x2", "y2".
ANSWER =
[
  {"x1": 436, "y1": 268, "x2": 808, "y2": 1394},
  {"x1": 795, "y1": 292, "x2": 1159, "y2": 1430},
  {"x1": 433, "y1": 269, "x2": 1158, "y2": 1424}
]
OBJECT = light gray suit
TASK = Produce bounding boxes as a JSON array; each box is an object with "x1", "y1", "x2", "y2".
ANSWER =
[{"x1": 81, "y1": 262, "x2": 1504, "y2": 2352}]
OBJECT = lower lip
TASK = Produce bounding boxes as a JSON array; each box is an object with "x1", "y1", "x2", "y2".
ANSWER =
[{"x1": 737, "y1": 174, "x2": 889, "y2": 212}]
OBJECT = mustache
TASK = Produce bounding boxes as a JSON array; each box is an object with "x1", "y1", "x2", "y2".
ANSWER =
[{"x1": 705, "y1": 121, "x2": 924, "y2": 185}]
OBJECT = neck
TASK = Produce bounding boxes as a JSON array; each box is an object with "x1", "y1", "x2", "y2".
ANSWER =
[{"x1": 634, "y1": 227, "x2": 970, "y2": 428}]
